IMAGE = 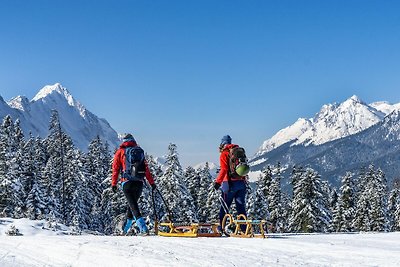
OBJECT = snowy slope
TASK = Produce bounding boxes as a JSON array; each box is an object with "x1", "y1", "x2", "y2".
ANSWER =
[
  {"x1": 1, "y1": 83, "x2": 119, "y2": 150},
  {"x1": 256, "y1": 95, "x2": 386, "y2": 156},
  {"x1": 1, "y1": 218, "x2": 399, "y2": 267}
]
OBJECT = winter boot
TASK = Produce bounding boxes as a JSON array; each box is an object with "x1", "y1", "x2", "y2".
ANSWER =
[
  {"x1": 135, "y1": 217, "x2": 149, "y2": 235},
  {"x1": 123, "y1": 218, "x2": 134, "y2": 234}
]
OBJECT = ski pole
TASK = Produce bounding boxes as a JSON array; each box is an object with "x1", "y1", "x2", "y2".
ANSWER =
[
  {"x1": 218, "y1": 189, "x2": 230, "y2": 215},
  {"x1": 155, "y1": 188, "x2": 174, "y2": 222},
  {"x1": 151, "y1": 189, "x2": 159, "y2": 235}
]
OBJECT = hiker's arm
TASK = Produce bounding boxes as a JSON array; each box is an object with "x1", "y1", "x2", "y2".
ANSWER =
[
  {"x1": 144, "y1": 160, "x2": 155, "y2": 185},
  {"x1": 215, "y1": 152, "x2": 229, "y2": 185},
  {"x1": 111, "y1": 150, "x2": 122, "y2": 186}
]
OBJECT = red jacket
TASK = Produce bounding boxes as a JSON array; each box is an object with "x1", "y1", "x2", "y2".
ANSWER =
[
  {"x1": 215, "y1": 144, "x2": 244, "y2": 184},
  {"x1": 111, "y1": 141, "x2": 155, "y2": 186}
]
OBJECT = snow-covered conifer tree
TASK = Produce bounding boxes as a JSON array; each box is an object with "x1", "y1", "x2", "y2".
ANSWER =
[
  {"x1": 259, "y1": 165, "x2": 273, "y2": 198},
  {"x1": 353, "y1": 165, "x2": 388, "y2": 232},
  {"x1": 332, "y1": 172, "x2": 356, "y2": 232},
  {"x1": 247, "y1": 178, "x2": 269, "y2": 222},
  {"x1": 196, "y1": 163, "x2": 214, "y2": 222},
  {"x1": 42, "y1": 110, "x2": 67, "y2": 221},
  {"x1": 65, "y1": 149, "x2": 91, "y2": 230},
  {"x1": 369, "y1": 168, "x2": 388, "y2": 231},
  {"x1": 156, "y1": 144, "x2": 196, "y2": 222},
  {"x1": 85, "y1": 136, "x2": 112, "y2": 231},
  {"x1": 203, "y1": 183, "x2": 220, "y2": 223},
  {"x1": 288, "y1": 168, "x2": 331, "y2": 233},
  {"x1": 144, "y1": 153, "x2": 164, "y2": 224},
  {"x1": 387, "y1": 179, "x2": 400, "y2": 232},
  {"x1": 184, "y1": 166, "x2": 201, "y2": 211},
  {"x1": 0, "y1": 115, "x2": 24, "y2": 217},
  {"x1": 268, "y1": 163, "x2": 286, "y2": 232}
]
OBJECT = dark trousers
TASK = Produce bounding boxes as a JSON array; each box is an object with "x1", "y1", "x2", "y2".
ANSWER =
[
  {"x1": 122, "y1": 180, "x2": 144, "y2": 220},
  {"x1": 219, "y1": 180, "x2": 247, "y2": 225}
]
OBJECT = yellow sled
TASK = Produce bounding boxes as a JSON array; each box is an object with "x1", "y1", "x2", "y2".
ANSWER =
[{"x1": 221, "y1": 214, "x2": 267, "y2": 238}]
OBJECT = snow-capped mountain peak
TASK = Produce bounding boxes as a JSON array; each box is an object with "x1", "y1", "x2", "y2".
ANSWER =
[
  {"x1": 348, "y1": 95, "x2": 363, "y2": 104},
  {"x1": 32, "y1": 83, "x2": 87, "y2": 117},
  {"x1": 32, "y1": 83, "x2": 75, "y2": 106},
  {"x1": 256, "y1": 95, "x2": 386, "y2": 156},
  {"x1": 1, "y1": 83, "x2": 120, "y2": 151}
]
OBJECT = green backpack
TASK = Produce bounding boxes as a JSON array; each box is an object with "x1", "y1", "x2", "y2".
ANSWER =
[{"x1": 228, "y1": 146, "x2": 250, "y2": 178}]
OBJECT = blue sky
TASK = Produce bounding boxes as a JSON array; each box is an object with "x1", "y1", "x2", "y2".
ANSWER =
[{"x1": 1, "y1": 0, "x2": 400, "y2": 166}]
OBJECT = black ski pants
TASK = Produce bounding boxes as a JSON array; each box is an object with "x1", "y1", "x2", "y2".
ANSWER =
[{"x1": 122, "y1": 180, "x2": 144, "y2": 220}]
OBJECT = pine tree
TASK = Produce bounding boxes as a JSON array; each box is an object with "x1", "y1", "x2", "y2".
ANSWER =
[
  {"x1": 395, "y1": 198, "x2": 400, "y2": 232},
  {"x1": 387, "y1": 179, "x2": 400, "y2": 232},
  {"x1": 291, "y1": 165, "x2": 305, "y2": 191},
  {"x1": 25, "y1": 180, "x2": 47, "y2": 220},
  {"x1": 85, "y1": 136, "x2": 112, "y2": 231},
  {"x1": 22, "y1": 134, "x2": 47, "y2": 220},
  {"x1": 288, "y1": 168, "x2": 331, "y2": 233},
  {"x1": 369, "y1": 168, "x2": 388, "y2": 231},
  {"x1": 332, "y1": 172, "x2": 356, "y2": 232},
  {"x1": 203, "y1": 183, "x2": 220, "y2": 223},
  {"x1": 353, "y1": 165, "x2": 388, "y2": 232},
  {"x1": 101, "y1": 181, "x2": 126, "y2": 235},
  {"x1": 20, "y1": 133, "x2": 35, "y2": 200},
  {"x1": 268, "y1": 163, "x2": 286, "y2": 232},
  {"x1": 184, "y1": 166, "x2": 201, "y2": 211},
  {"x1": 0, "y1": 115, "x2": 25, "y2": 217},
  {"x1": 156, "y1": 144, "x2": 196, "y2": 223},
  {"x1": 352, "y1": 167, "x2": 370, "y2": 231},
  {"x1": 65, "y1": 149, "x2": 91, "y2": 230},
  {"x1": 259, "y1": 165, "x2": 273, "y2": 198},
  {"x1": 247, "y1": 178, "x2": 269, "y2": 222},
  {"x1": 42, "y1": 110, "x2": 67, "y2": 221},
  {"x1": 196, "y1": 163, "x2": 214, "y2": 222}
]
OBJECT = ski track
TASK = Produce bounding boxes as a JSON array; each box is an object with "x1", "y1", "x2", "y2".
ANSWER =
[{"x1": 0, "y1": 233, "x2": 399, "y2": 267}]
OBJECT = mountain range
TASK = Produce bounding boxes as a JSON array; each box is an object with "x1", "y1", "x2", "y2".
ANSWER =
[
  {"x1": 0, "y1": 83, "x2": 119, "y2": 150},
  {"x1": 250, "y1": 95, "x2": 400, "y2": 188},
  {"x1": 2, "y1": 85, "x2": 400, "y2": 187}
]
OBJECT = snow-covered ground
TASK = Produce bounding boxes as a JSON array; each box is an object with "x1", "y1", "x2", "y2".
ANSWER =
[{"x1": 1, "y1": 218, "x2": 399, "y2": 267}]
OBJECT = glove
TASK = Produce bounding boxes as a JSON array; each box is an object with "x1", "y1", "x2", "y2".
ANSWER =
[
  {"x1": 112, "y1": 185, "x2": 118, "y2": 193},
  {"x1": 151, "y1": 184, "x2": 157, "y2": 191},
  {"x1": 214, "y1": 182, "x2": 221, "y2": 191}
]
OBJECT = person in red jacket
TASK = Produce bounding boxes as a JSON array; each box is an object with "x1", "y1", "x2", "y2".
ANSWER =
[
  {"x1": 112, "y1": 133, "x2": 156, "y2": 235},
  {"x1": 214, "y1": 135, "x2": 247, "y2": 230}
]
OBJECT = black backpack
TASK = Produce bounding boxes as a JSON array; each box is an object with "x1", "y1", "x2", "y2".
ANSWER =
[
  {"x1": 123, "y1": 146, "x2": 146, "y2": 181},
  {"x1": 228, "y1": 146, "x2": 250, "y2": 179}
]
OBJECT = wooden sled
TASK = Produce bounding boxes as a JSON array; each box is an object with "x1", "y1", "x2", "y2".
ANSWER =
[
  {"x1": 157, "y1": 222, "x2": 221, "y2": 238},
  {"x1": 221, "y1": 214, "x2": 267, "y2": 238}
]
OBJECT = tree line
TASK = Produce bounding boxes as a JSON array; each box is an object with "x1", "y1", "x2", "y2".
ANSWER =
[{"x1": 1, "y1": 112, "x2": 399, "y2": 234}]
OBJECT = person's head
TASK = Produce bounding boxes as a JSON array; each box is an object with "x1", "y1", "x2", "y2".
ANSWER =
[
  {"x1": 219, "y1": 135, "x2": 232, "y2": 151},
  {"x1": 122, "y1": 133, "x2": 136, "y2": 143}
]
